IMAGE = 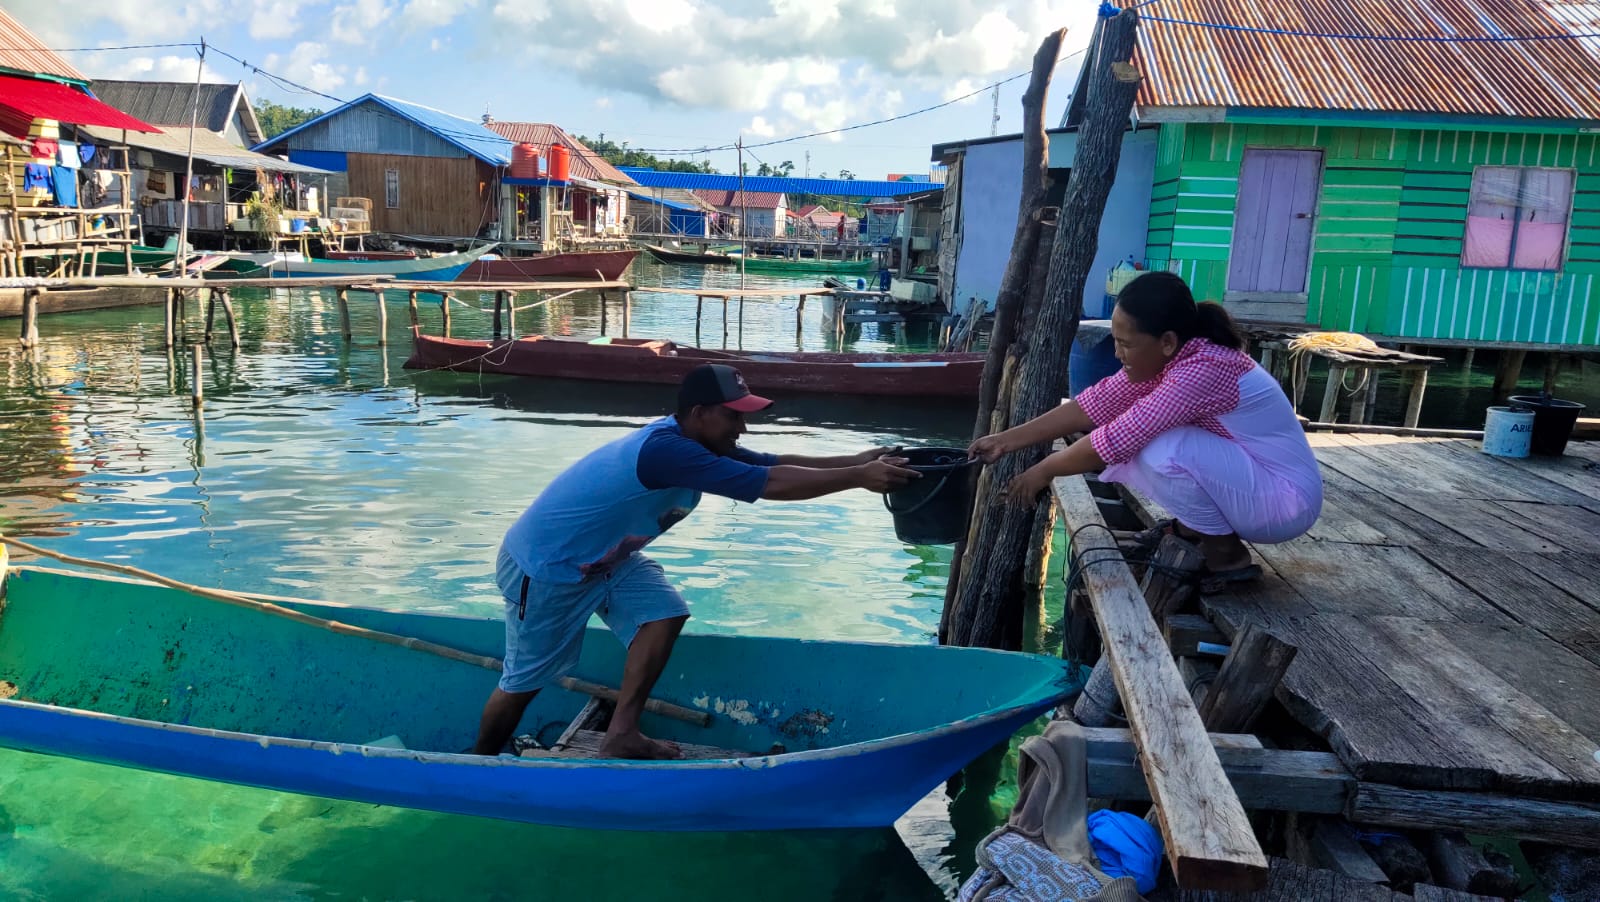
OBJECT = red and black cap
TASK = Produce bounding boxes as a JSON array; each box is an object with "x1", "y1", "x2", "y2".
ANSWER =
[{"x1": 678, "y1": 364, "x2": 773, "y2": 413}]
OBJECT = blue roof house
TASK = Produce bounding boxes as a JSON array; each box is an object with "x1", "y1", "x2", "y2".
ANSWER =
[{"x1": 255, "y1": 94, "x2": 512, "y2": 238}]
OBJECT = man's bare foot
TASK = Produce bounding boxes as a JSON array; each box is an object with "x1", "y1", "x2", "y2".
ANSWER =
[{"x1": 598, "y1": 729, "x2": 683, "y2": 760}]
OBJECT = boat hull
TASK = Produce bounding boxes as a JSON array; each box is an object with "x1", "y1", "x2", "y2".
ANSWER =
[
  {"x1": 404, "y1": 332, "x2": 983, "y2": 399},
  {"x1": 640, "y1": 243, "x2": 735, "y2": 266},
  {"x1": 734, "y1": 256, "x2": 874, "y2": 276},
  {"x1": 458, "y1": 250, "x2": 638, "y2": 282},
  {"x1": 266, "y1": 245, "x2": 497, "y2": 281},
  {"x1": 0, "y1": 567, "x2": 1071, "y2": 832}
]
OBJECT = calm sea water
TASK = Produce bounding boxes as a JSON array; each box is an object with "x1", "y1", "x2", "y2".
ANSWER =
[{"x1": 0, "y1": 258, "x2": 1054, "y2": 901}]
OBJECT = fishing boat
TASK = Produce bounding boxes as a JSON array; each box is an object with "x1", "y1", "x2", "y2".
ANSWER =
[
  {"x1": 0, "y1": 562, "x2": 1073, "y2": 832},
  {"x1": 222, "y1": 244, "x2": 498, "y2": 281},
  {"x1": 457, "y1": 249, "x2": 638, "y2": 282},
  {"x1": 47, "y1": 243, "x2": 179, "y2": 275},
  {"x1": 639, "y1": 243, "x2": 736, "y2": 266},
  {"x1": 405, "y1": 332, "x2": 984, "y2": 399},
  {"x1": 730, "y1": 254, "x2": 875, "y2": 276}
]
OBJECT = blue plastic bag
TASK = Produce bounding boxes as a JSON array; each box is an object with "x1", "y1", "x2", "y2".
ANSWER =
[{"x1": 1086, "y1": 809, "x2": 1164, "y2": 893}]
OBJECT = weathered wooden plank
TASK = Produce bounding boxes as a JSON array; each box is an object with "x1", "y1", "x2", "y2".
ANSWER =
[
  {"x1": 1444, "y1": 621, "x2": 1600, "y2": 743},
  {"x1": 1372, "y1": 616, "x2": 1600, "y2": 796},
  {"x1": 1487, "y1": 499, "x2": 1600, "y2": 554},
  {"x1": 1423, "y1": 437, "x2": 1600, "y2": 506},
  {"x1": 1410, "y1": 886, "x2": 1504, "y2": 902},
  {"x1": 1284, "y1": 815, "x2": 1391, "y2": 885},
  {"x1": 1412, "y1": 545, "x2": 1600, "y2": 668},
  {"x1": 1166, "y1": 613, "x2": 1228, "y2": 657},
  {"x1": 1198, "y1": 623, "x2": 1298, "y2": 734},
  {"x1": 1053, "y1": 474, "x2": 1269, "y2": 890},
  {"x1": 1252, "y1": 541, "x2": 1512, "y2": 624},
  {"x1": 1177, "y1": 856, "x2": 1400, "y2": 902},
  {"x1": 1496, "y1": 449, "x2": 1600, "y2": 503},
  {"x1": 1352, "y1": 783, "x2": 1600, "y2": 850}
]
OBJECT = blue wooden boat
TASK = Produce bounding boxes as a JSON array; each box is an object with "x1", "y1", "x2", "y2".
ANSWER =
[
  {"x1": 228, "y1": 243, "x2": 499, "y2": 281},
  {"x1": 0, "y1": 564, "x2": 1072, "y2": 832}
]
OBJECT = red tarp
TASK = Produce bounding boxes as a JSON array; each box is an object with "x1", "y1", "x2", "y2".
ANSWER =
[{"x1": 0, "y1": 73, "x2": 158, "y2": 133}]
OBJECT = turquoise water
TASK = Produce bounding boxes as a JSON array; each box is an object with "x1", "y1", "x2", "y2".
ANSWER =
[{"x1": 0, "y1": 259, "x2": 1056, "y2": 900}]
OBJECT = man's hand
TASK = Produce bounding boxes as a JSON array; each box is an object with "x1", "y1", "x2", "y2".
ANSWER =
[
  {"x1": 856, "y1": 457, "x2": 920, "y2": 493},
  {"x1": 851, "y1": 444, "x2": 904, "y2": 466},
  {"x1": 968, "y1": 433, "x2": 1014, "y2": 464},
  {"x1": 1004, "y1": 466, "x2": 1051, "y2": 505}
]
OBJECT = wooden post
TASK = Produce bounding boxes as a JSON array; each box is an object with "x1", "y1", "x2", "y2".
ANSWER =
[
  {"x1": 737, "y1": 295, "x2": 746, "y2": 348},
  {"x1": 1493, "y1": 348, "x2": 1526, "y2": 399},
  {"x1": 796, "y1": 294, "x2": 806, "y2": 347},
  {"x1": 1347, "y1": 368, "x2": 1370, "y2": 425},
  {"x1": 622, "y1": 290, "x2": 631, "y2": 339},
  {"x1": 1318, "y1": 363, "x2": 1346, "y2": 423},
  {"x1": 190, "y1": 342, "x2": 203, "y2": 407},
  {"x1": 337, "y1": 288, "x2": 352, "y2": 340},
  {"x1": 505, "y1": 290, "x2": 517, "y2": 338},
  {"x1": 492, "y1": 291, "x2": 504, "y2": 340},
  {"x1": 407, "y1": 291, "x2": 419, "y2": 329},
  {"x1": 204, "y1": 290, "x2": 217, "y2": 342},
  {"x1": 18, "y1": 287, "x2": 40, "y2": 348},
  {"x1": 1362, "y1": 368, "x2": 1380, "y2": 423},
  {"x1": 1402, "y1": 366, "x2": 1429, "y2": 428},
  {"x1": 219, "y1": 290, "x2": 239, "y2": 349},
  {"x1": 1461, "y1": 347, "x2": 1475, "y2": 371},
  {"x1": 1195, "y1": 623, "x2": 1298, "y2": 734},
  {"x1": 165, "y1": 287, "x2": 179, "y2": 349},
  {"x1": 721, "y1": 298, "x2": 729, "y2": 347},
  {"x1": 441, "y1": 294, "x2": 453, "y2": 337},
  {"x1": 600, "y1": 290, "x2": 609, "y2": 336},
  {"x1": 1423, "y1": 831, "x2": 1521, "y2": 896},
  {"x1": 375, "y1": 290, "x2": 388, "y2": 346},
  {"x1": 1543, "y1": 352, "x2": 1561, "y2": 394}
]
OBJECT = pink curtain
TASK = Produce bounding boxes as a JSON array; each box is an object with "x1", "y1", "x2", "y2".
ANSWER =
[
  {"x1": 1512, "y1": 221, "x2": 1567, "y2": 270},
  {"x1": 1463, "y1": 215, "x2": 1513, "y2": 269}
]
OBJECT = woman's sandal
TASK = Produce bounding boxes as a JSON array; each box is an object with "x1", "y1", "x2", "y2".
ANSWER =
[
  {"x1": 1199, "y1": 563, "x2": 1263, "y2": 595},
  {"x1": 1126, "y1": 518, "x2": 1178, "y2": 560}
]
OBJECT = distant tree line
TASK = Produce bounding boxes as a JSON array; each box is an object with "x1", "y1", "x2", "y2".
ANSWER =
[
  {"x1": 579, "y1": 134, "x2": 716, "y2": 173},
  {"x1": 256, "y1": 100, "x2": 323, "y2": 139}
]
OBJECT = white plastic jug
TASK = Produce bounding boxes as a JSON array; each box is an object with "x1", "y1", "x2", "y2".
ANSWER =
[{"x1": 1482, "y1": 406, "x2": 1534, "y2": 458}]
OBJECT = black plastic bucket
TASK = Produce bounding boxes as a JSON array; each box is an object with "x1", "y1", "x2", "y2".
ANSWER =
[
  {"x1": 1508, "y1": 395, "x2": 1587, "y2": 457},
  {"x1": 883, "y1": 447, "x2": 978, "y2": 545}
]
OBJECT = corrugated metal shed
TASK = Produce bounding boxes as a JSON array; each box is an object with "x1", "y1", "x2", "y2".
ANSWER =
[
  {"x1": 1123, "y1": 0, "x2": 1600, "y2": 121},
  {"x1": 255, "y1": 94, "x2": 512, "y2": 165},
  {"x1": 483, "y1": 121, "x2": 635, "y2": 184},
  {"x1": 89, "y1": 80, "x2": 261, "y2": 142},
  {"x1": 693, "y1": 189, "x2": 787, "y2": 209},
  {"x1": 625, "y1": 188, "x2": 700, "y2": 213},
  {"x1": 0, "y1": 7, "x2": 84, "y2": 83},
  {"x1": 621, "y1": 168, "x2": 936, "y2": 198}
]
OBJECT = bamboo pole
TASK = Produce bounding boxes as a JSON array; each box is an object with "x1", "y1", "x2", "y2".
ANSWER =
[
  {"x1": 337, "y1": 288, "x2": 352, "y2": 340},
  {"x1": 0, "y1": 535, "x2": 711, "y2": 727},
  {"x1": 190, "y1": 342, "x2": 203, "y2": 406},
  {"x1": 18, "y1": 287, "x2": 39, "y2": 348},
  {"x1": 441, "y1": 293, "x2": 453, "y2": 337},
  {"x1": 375, "y1": 290, "x2": 388, "y2": 345},
  {"x1": 220, "y1": 289, "x2": 240, "y2": 348}
]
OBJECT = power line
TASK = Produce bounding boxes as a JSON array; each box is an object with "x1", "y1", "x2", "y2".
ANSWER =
[{"x1": 0, "y1": 42, "x2": 201, "y2": 52}]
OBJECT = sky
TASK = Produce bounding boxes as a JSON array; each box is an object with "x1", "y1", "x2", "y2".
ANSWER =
[{"x1": 6, "y1": 0, "x2": 1099, "y2": 178}]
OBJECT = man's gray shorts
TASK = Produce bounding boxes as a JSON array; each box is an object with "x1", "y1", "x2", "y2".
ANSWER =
[{"x1": 494, "y1": 548, "x2": 690, "y2": 694}]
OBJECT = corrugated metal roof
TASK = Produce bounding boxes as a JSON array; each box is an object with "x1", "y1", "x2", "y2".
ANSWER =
[
  {"x1": 89, "y1": 80, "x2": 250, "y2": 136},
  {"x1": 624, "y1": 188, "x2": 701, "y2": 213},
  {"x1": 484, "y1": 121, "x2": 635, "y2": 185},
  {"x1": 255, "y1": 94, "x2": 513, "y2": 165},
  {"x1": 0, "y1": 7, "x2": 84, "y2": 83},
  {"x1": 621, "y1": 168, "x2": 937, "y2": 197},
  {"x1": 80, "y1": 124, "x2": 332, "y2": 174},
  {"x1": 693, "y1": 189, "x2": 787, "y2": 209},
  {"x1": 1124, "y1": 0, "x2": 1600, "y2": 121}
]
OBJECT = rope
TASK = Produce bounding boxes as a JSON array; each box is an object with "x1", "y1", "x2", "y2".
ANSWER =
[{"x1": 1286, "y1": 331, "x2": 1380, "y2": 411}]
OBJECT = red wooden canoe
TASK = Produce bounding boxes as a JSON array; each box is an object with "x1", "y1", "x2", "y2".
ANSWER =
[
  {"x1": 403, "y1": 330, "x2": 983, "y2": 399},
  {"x1": 458, "y1": 249, "x2": 638, "y2": 282}
]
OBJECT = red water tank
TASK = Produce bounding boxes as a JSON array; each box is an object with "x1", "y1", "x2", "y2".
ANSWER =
[
  {"x1": 547, "y1": 143, "x2": 571, "y2": 182},
  {"x1": 511, "y1": 143, "x2": 541, "y2": 178}
]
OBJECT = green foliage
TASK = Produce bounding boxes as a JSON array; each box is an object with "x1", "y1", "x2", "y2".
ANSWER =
[
  {"x1": 255, "y1": 100, "x2": 323, "y2": 139},
  {"x1": 577, "y1": 134, "x2": 717, "y2": 174}
]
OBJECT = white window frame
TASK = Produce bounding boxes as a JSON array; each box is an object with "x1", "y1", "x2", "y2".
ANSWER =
[{"x1": 1461, "y1": 164, "x2": 1575, "y2": 272}]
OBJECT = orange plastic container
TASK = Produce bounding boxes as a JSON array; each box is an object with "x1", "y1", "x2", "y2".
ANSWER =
[
  {"x1": 511, "y1": 143, "x2": 541, "y2": 178},
  {"x1": 547, "y1": 144, "x2": 570, "y2": 182}
]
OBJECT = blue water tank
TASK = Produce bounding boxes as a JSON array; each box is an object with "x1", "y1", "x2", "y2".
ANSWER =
[{"x1": 1069, "y1": 331, "x2": 1122, "y2": 398}]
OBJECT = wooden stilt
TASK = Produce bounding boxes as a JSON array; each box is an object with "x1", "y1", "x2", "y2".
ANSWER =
[
  {"x1": 165, "y1": 287, "x2": 178, "y2": 349},
  {"x1": 1318, "y1": 363, "x2": 1346, "y2": 423},
  {"x1": 375, "y1": 291, "x2": 388, "y2": 346},
  {"x1": 337, "y1": 288, "x2": 352, "y2": 340},
  {"x1": 505, "y1": 290, "x2": 517, "y2": 338},
  {"x1": 190, "y1": 342, "x2": 203, "y2": 407},
  {"x1": 492, "y1": 291, "x2": 504, "y2": 340},
  {"x1": 721, "y1": 298, "x2": 728, "y2": 347},
  {"x1": 220, "y1": 290, "x2": 239, "y2": 349},
  {"x1": 1461, "y1": 347, "x2": 1475, "y2": 371},
  {"x1": 1403, "y1": 366, "x2": 1428, "y2": 428},
  {"x1": 1362, "y1": 369, "x2": 1380, "y2": 423},
  {"x1": 19, "y1": 287, "x2": 40, "y2": 348},
  {"x1": 441, "y1": 294, "x2": 453, "y2": 337},
  {"x1": 407, "y1": 291, "x2": 419, "y2": 329},
  {"x1": 795, "y1": 294, "x2": 806, "y2": 347},
  {"x1": 600, "y1": 290, "x2": 608, "y2": 335},
  {"x1": 1543, "y1": 353, "x2": 1561, "y2": 394},
  {"x1": 203, "y1": 290, "x2": 217, "y2": 342},
  {"x1": 1347, "y1": 370, "x2": 1370, "y2": 425},
  {"x1": 1492, "y1": 348, "x2": 1527, "y2": 400},
  {"x1": 622, "y1": 290, "x2": 631, "y2": 339}
]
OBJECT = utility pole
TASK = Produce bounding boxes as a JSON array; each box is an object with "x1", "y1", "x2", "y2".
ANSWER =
[
  {"x1": 736, "y1": 136, "x2": 747, "y2": 291},
  {"x1": 177, "y1": 36, "x2": 207, "y2": 269},
  {"x1": 990, "y1": 83, "x2": 1001, "y2": 136},
  {"x1": 804, "y1": 150, "x2": 810, "y2": 178}
]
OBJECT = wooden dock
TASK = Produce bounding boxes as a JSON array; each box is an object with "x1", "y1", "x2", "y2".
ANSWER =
[{"x1": 1053, "y1": 432, "x2": 1600, "y2": 895}]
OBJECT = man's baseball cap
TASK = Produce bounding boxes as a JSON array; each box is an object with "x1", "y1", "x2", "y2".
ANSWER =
[{"x1": 678, "y1": 364, "x2": 773, "y2": 413}]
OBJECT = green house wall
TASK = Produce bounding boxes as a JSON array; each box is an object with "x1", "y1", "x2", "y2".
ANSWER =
[{"x1": 1145, "y1": 122, "x2": 1600, "y2": 346}]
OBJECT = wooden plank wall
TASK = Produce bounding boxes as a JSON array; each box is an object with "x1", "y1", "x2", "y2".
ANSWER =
[
  {"x1": 344, "y1": 152, "x2": 492, "y2": 237},
  {"x1": 1145, "y1": 122, "x2": 1600, "y2": 346}
]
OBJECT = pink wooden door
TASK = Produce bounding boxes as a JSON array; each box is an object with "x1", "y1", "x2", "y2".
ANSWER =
[{"x1": 1228, "y1": 149, "x2": 1322, "y2": 293}]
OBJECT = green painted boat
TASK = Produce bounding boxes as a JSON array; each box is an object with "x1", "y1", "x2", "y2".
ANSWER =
[
  {"x1": 730, "y1": 255, "x2": 875, "y2": 276},
  {"x1": 0, "y1": 560, "x2": 1073, "y2": 832},
  {"x1": 53, "y1": 244, "x2": 177, "y2": 275}
]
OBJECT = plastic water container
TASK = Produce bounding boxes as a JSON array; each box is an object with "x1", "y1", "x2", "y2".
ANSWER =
[
  {"x1": 1070, "y1": 331, "x2": 1122, "y2": 397},
  {"x1": 1482, "y1": 406, "x2": 1535, "y2": 458},
  {"x1": 290, "y1": 218, "x2": 306, "y2": 233}
]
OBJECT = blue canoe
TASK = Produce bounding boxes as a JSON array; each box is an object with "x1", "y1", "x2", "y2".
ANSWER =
[{"x1": 0, "y1": 565, "x2": 1072, "y2": 832}]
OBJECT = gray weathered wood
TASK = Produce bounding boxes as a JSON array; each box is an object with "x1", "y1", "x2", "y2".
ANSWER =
[
  {"x1": 375, "y1": 290, "x2": 388, "y2": 345},
  {"x1": 1166, "y1": 613, "x2": 1228, "y2": 657},
  {"x1": 1403, "y1": 366, "x2": 1428, "y2": 428},
  {"x1": 1422, "y1": 830, "x2": 1519, "y2": 897},
  {"x1": 337, "y1": 288, "x2": 352, "y2": 340},
  {"x1": 1319, "y1": 363, "x2": 1346, "y2": 422},
  {"x1": 1410, "y1": 885, "x2": 1501, "y2": 902},
  {"x1": 1285, "y1": 814, "x2": 1391, "y2": 885},
  {"x1": 189, "y1": 342, "x2": 203, "y2": 406},
  {"x1": 1141, "y1": 533, "x2": 1205, "y2": 622},
  {"x1": 1351, "y1": 783, "x2": 1600, "y2": 849},
  {"x1": 219, "y1": 290, "x2": 239, "y2": 348},
  {"x1": 1198, "y1": 623, "x2": 1298, "y2": 734},
  {"x1": 18, "y1": 287, "x2": 39, "y2": 347},
  {"x1": 1054, "y1": 474, "x2": 1268, "y2": 890},
  {"x1": 1177, "y1": 856, "x2": 1400, "y2": 902}
]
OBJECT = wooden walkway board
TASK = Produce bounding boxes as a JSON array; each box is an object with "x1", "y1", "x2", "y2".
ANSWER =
[{"x1": 1180, "y1": 435, "x2": 1600, "y2": 801}]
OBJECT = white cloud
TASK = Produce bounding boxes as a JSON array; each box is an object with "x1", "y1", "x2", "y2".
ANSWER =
[
  {"x1": 263, "y1": 42, "x2": 351, "y2": 94},
  {"x1": 594, "y1": 96, "x2": 612, "y2": 109},
  {"x1": 7, "y1": 0, "x2": 223, "y2": 41},
  {"x1": 330, "y1": 0, "x2": 394, "y2": 44},
  {"x1": 746, "y1": 115, "x2": 777, "y2": 138},
  {"x1": 247, "y1": 0, "x2": 315, "y2": 40},
  {"x1": 400, "y1": 0, "x2": 477, "y2": 30},
  {"x1": 93, "y1": 53, "x2": 217, "y2": 83}
]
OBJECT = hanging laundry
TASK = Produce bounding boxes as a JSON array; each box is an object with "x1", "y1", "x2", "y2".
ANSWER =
[
  {"x1": 56, "y1": 140, "x2": 79, "y2": 169},
  {"x1": 29, "y1": 137, "x2": 58, "y2": 160},
  {"x1": 23, "y1": 162, "x2": 53, "y2": 199},
  {"x1": 79, "y1": 143, "x2": 97, "y2": 165},
  {"x1": 53, "y1": 166, "x2": 77, "y2": 207}
]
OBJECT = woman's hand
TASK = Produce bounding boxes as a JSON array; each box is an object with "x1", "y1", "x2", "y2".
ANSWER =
[
  {"x1": 852, "y1": 445, "x2": 904, "y2": 466},
  {"x1": 1004, "y1": 466, "x2": 1053, "y2": 505},
  {"x1": 968, "y1": 433, "x2": 1014, "y2": 464}
]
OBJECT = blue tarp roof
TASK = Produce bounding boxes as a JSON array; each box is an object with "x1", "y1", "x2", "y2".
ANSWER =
[
  {"x1": 624, "y1": 188, "x2": 701, "y2": 213},
  {"x1": 253, "y1": 94, "x2": 514, "y2": 166},
  {"x1": 619, "y1": 168, "x2": 939, "y2": 198}
]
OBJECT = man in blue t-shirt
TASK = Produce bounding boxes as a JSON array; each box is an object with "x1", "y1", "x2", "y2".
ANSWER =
[{"x1": 474, "y1": 363, "x2": 919, "y2": 759}]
